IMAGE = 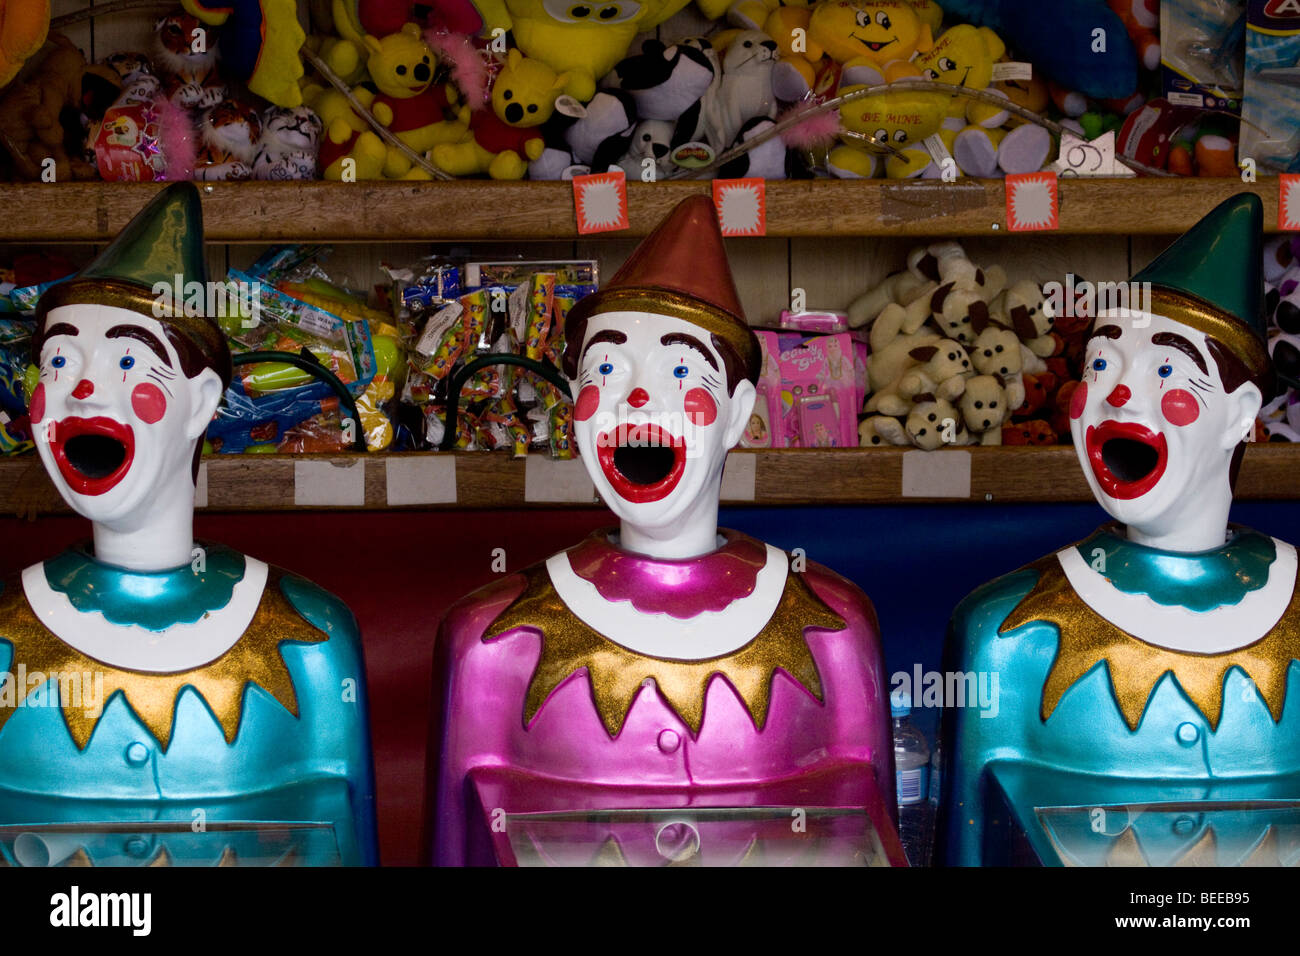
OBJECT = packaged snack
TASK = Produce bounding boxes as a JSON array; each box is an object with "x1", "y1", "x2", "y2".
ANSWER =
[
  {"x1": 466, "y1": 260, "x2": 598, "y2": 288},
  {"x1": 1161, "y1": 0, "x2": 1246, "y2": 110},
  {"x1": 1239, "y1": 0, "x2": 1300, "y2": 172}
]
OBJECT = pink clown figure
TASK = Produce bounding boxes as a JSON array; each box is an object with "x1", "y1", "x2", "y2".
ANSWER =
[{"x1": 427, "y1": 197, "x2": 903, "y2": 867}]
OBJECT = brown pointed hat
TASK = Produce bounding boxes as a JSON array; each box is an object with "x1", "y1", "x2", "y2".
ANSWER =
[{"x1": 563, "y1": 195, "x2": 761, "y2": 388}]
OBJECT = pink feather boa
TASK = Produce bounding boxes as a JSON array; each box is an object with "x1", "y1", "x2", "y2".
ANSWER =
[
  {"x1": 424, "y1": 29, "x2": 490, "y2": 109},
  {"x1": 155, "y1": 95, "x2": 198, "y2": 182}
]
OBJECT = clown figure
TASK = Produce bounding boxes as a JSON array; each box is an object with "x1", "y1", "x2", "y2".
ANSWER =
[
  {"x1": 1, "y1": 184, "x2": 377, "y2": 866},
  {"x1": 939, "y1": 195, "x2": 1300, "y2": 867},
  {"x1": 428, "y1": 197, "x2": 901, "y2": 867}
]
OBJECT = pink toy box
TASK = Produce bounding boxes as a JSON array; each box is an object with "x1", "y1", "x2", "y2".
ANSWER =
[{"x1": 745, "y1": 329, "x2": 867, "y2": 449}]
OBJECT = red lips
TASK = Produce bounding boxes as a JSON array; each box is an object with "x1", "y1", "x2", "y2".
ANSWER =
[
  {"x1": 1085, "y1": 420, "x2": 1168, "y2": 500},
  {"x1": 48, "y1": 416, "x2": 135, "y2": 496},
  {"x1": 596, "y1": 423, "x2": 687, "y2": 504}
]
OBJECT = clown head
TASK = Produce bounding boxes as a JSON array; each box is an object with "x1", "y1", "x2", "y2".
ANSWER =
[
  {"x1": 564, "y1": 196, "x2": 758, "y2": 558},
  {"x1": 29, "y1": 184, "x2": 230, "y2": 569},
  {"x1": 1069, "y1": 194, "x2": 1271, "y2": 552}
]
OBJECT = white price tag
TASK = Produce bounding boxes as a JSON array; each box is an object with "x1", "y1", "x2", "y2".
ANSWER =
[
  {"x1": 194, "y1": 461, "x2": 209, "y2": 509},
  {"x1": 991, "y1": 61, "x2": 1033, "y2": 82},
  {"x1": 901, "y1": 449, "x2": 971, "y2": 498},
  {"x1": 525, "y1": 456, "x2": 595, "y2": 503},
  {"x1": 385, "y1": 455, "x2": 457, "y2": 506},
  {"x1": 720, "y1": 451, "x2": 757, "y2": 501},
  {"x1": 1052, "y1": 130, "x2": 1134, "y2": 178},
  {"x1": 294, "y1": 460, "x2": 366, "y2": 507}
]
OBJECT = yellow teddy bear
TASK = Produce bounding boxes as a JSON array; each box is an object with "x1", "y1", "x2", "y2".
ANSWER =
[
  {"x1": 771, "y1": 0, "x2": 932, "y2": 102},
  {"x1": 433, "y1": 49, "x2": 568, "y2": 179}
]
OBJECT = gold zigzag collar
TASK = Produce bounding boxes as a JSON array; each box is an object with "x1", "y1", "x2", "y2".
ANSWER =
[
  {"x1": 483, "y1": 561, "x2": 846, "y2": 737},
  {"x1": 0, "y1": 569, "x2": 327, "y2": 750},
  {"x1": 1000, "y1": 554, "x2": 1300, "y2": 730}
]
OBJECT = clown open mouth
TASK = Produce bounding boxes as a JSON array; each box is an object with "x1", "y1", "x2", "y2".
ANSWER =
[
  {"x1": 49, "y1": 417, "x2": 135, "y2": 496},
  {"x1": 1085, "y1": 421, "x2": 1168, "y2": 500},
  {"x1": 596, "y1": 423, "x2": 687, "y2": 504}
]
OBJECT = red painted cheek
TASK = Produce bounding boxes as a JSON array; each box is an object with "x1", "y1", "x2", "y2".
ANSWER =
[
  {"x1": 1069, "y1": 381, "x2": 1087, "y2": 420},
  {"x1": 130, "y1": 382, "x2": 167, "y2": 424},
  {"x1": 684, "y1": 387, "x2": 717, "y2": 426},
  {"x1": 573, "y1": 384, "x2": 600, "y2": 423},
  {"x1": 29, "y1": 383, "x2": 45, "y2": 424},
  {"x1": 1161, "y1": 388, "x2": 1200, "y2": 427}
]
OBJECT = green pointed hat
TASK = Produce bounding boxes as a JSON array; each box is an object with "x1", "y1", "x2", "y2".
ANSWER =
[
  {"x1": 1132, "y1": 193, "x2": 1269, "y2": 383},
  {"x1": 35, "y1": 183, "x2": 229, "y2": 381}
]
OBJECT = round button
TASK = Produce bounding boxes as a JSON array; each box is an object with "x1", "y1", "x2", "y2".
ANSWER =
[
  {"x1": 655, "y1": 821, "x2": 700, "y2": 862},
  {"x1": 124, "y1": 742, "x2": 150, "y2": 766},
  {"x1": 657, "y1": 730, "x2": 681, "y2": 754},
  {"x1": 124, "y1": 836, "x2": 150, "y2": 858},
  {"x1": 1176, "y1": 722, "x2": 1200, "y2": 746},
  {"x1": 1172, "y1": 815, "x2": 1197, "y2": 837}
]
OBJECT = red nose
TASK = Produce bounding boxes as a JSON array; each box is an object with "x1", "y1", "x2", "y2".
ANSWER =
[
  {"x1": 1105, "y1": 385, "x2": 1130, "y2": 408},
  {"x1": 627, "y1": 388, "x2": 650, "y2": 408},
  {"x1": 72, "y1": 379, "x2": 94, "y2": 400}
]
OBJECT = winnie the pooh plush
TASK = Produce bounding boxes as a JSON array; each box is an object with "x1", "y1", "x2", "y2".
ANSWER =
[
  {"x1": 315, "y1": 23, "x2": 465, "y2": 180},
  {"x1": 364, "y1": 23, "x2": 466, "y2": 177},
  {"x1": 433, "y1": 49, "x2": 568, "y2": 179}
]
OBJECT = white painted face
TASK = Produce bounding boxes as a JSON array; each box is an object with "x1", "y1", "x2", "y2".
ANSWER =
[
  {"x1": 30, "y1": 304, "x2": 223, "y2": 526},
  {"x1": 1069, "y1": 311, "x2": 1262, "y2": 538},
  {"x1": 571, "y1": 311, "x2": 756, "y2": 532}
]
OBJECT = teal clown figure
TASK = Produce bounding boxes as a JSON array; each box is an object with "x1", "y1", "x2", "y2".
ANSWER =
[
  {"x1": 940, "y1": 194, "x2": 1300, "y2": 867},
  {"x1": 0, "y1": 184, "x2": 377, "y2": 866}
]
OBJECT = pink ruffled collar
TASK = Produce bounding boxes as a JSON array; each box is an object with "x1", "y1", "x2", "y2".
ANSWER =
[{"x1": 562, "y1": 529, "x2": 770, "y2": 619}]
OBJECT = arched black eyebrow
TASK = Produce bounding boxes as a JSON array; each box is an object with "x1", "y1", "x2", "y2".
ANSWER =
[
  {"x1": 106, "y1": 325, "x2": 171, "y2": 366},
  {"x1": 1151, "y1": 331, "x2": 1209, "y2": 375},
  {"x1": 660, "y1": 332, "x2": 719, "y2": 370},
  {"x1": 580, "y1": 329, "x2": 627, "y2": 365},
  {"x1": 44, "y1": 322, "x2": 79, "y2": 339},
  {"x1": 1092, "y1": 324, "x2": 1123, "y2": 340}
]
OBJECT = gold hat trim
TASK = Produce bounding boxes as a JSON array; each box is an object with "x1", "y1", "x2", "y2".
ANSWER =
[
  {"x1": 1144, "y1": 287, "x2": 1271, "y2": 383},
  {"x1": 37, "y1": 277, "x2": 230, "y2": 369}
]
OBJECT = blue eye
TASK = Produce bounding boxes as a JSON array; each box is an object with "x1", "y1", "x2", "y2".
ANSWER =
[
  {"x1": 50, "y1": 355, "x2": 66, "y2": 369},
  {"x1": 598, "y1": 362, "x2": 614, "y2": 376},
  {"x1": 1091, "y1": 357, "x2": 1107, "y2": 371},
  {"x1": 1158, "y1": 364, "x2": 1172, "y2": 378},
  {"x1": 119, "y1": 356, "x2": 135, "y2": 370},
  {"x1": 673, "y1": 365, "x2": 689, "y2": 378}
]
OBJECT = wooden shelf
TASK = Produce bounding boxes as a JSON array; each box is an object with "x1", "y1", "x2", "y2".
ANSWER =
[
  {"x1": 0, "y1": 178, "x2": 1283, "y2": 243},
  {"x1": 3, "y1": 444, "x2": 1298, "y2": 514}
]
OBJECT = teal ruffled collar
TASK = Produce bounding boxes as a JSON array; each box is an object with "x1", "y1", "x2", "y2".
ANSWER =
[
  {"x1": 1073, "y1": 524, "x2": 1277, "y2": 612},
  {"x1": 42, "y1": 542, "x2": 247, "y2": 631}
]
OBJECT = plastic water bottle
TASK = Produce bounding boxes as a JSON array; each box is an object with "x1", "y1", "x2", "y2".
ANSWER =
[{"x1": 892, "y1": 693, "x2": 932, "y2": 865}]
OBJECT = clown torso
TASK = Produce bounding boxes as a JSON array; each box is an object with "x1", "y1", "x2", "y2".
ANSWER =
[
  {"x1": 942, "y1": 524, "x2": 1300, "y2": 867},
  {"x1": 0, "y1": 543, "x2": 377, "y2": 867},
  {"x1": 429, "y1": 529, "x2": 899, "y2": 866}
]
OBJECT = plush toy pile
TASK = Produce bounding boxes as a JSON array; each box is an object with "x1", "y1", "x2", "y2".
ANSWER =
[
  {"x1": 1261, "y1": 235, "x2": 1300, "y2": 442},
  {"x1": 852, "y1": 241, "x2": 1087, "y2": 447},
  {"x1": 0, "y1": 0, "x2": 1184, "y2": 182}
]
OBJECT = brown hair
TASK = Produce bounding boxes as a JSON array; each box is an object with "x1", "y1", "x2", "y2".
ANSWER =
[{"x1": 1206, "y1": 336, "x2": 1274, "y2": 491}]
